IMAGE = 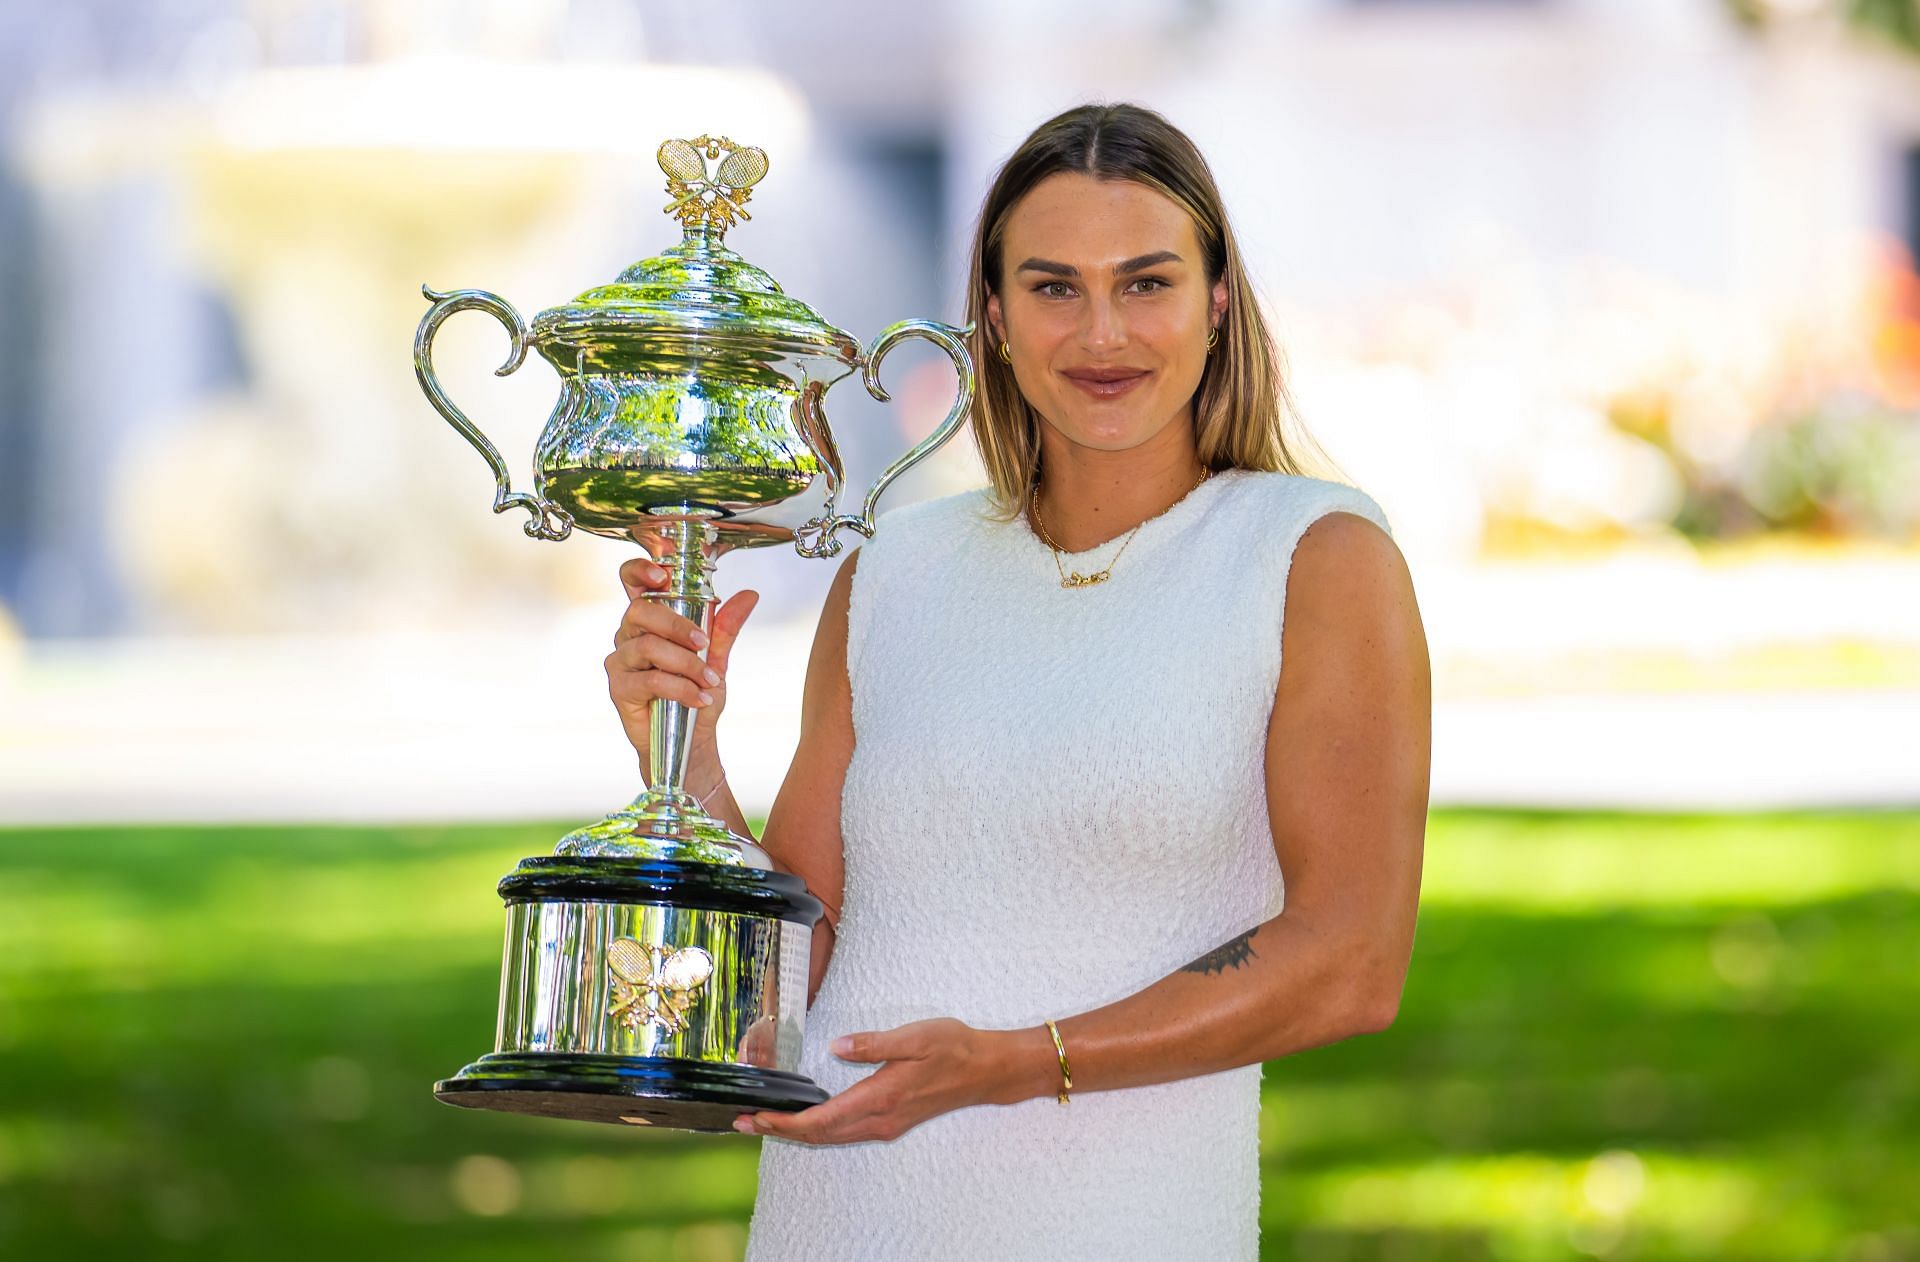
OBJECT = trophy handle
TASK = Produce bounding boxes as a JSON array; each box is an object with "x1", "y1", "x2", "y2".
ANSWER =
[
  {"x1": 414, "y1": 285, "x2": 573, "y2": 542},
  {"x1": 794, "y1": 319, "x2": 976, "y2": 559}
]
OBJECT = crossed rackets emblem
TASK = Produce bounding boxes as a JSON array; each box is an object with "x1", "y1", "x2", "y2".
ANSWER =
[
  {"x1": 658, "y1": 135, "x2": 770, "y2": 236},
  {"x1": 608, "y1": 937, "x2": 716, "y2": 1036}
]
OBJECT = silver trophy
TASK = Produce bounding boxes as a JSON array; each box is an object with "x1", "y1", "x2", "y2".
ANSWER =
[{"x1": 415, "y1": 134, "x2": 974, "y2": 1131}]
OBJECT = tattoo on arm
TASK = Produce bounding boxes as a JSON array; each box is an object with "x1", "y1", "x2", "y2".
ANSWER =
[{"x1": 1179, "y1": 928, "x2": 1259, "y2": 976}]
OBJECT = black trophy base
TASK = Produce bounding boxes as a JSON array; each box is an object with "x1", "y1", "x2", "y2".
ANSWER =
[{"x1": 434, "y1": 1052, "x2": 828, "y2": 1132}]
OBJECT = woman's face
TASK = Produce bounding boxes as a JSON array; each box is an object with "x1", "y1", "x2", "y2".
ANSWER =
[{"x1": 987, "y1": 172, "x2": 1227, "y2": 457}]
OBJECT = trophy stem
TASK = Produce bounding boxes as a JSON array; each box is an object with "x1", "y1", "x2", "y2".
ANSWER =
[
  {"x1": 643, "y1": 518, "x2": 715, "y2": 797},
  {"x1": 553, "y1": 516, "x2": 769, "y2": 866}
]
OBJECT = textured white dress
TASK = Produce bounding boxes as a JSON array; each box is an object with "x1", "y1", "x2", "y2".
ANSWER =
[{"x1": 745, "y1": 468, "x2": 1393, "y2": 1261}]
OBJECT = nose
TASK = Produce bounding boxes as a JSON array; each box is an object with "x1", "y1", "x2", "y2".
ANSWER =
[{"x1": 1079, "y1": 292, "x2": 1128, "y2": 354}]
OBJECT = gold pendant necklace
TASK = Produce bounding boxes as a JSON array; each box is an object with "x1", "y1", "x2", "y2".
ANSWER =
[{"x1": 1030, "y1": 467, "x2": 1210, "y2": 589}]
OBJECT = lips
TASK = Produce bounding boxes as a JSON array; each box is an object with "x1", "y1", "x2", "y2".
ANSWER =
[{"x1": 1061, "y1": 367, "x2": 1150, "y2": 399}]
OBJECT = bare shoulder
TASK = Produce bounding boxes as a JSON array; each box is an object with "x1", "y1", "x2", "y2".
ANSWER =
[
  {"x1": 1291, "y1": 510, "x2": 1410, "y2": 609},
  {"x1": 1279, "y1": 509, "x2": 1428, "y2": 703}
]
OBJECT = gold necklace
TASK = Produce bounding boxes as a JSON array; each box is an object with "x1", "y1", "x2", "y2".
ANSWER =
[{"x1": 1030, "y1": 467, "x2": 1211, "y2": 589}]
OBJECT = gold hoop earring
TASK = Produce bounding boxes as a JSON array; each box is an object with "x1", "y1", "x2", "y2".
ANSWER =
[
  {"x1": 998, "y1": 341, "x2": 1013, "y2": 364},
  {"x1": 1205, "y1": 328, "x2": 1220, "y2": 353}
]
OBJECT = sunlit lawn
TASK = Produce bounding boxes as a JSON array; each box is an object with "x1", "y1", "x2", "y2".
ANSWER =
[{"x1": 2, "y1": 810, "x2": 1915, "y2": 1260}]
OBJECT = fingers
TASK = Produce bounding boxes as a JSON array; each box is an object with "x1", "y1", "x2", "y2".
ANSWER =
[
  {"x1": 607, "y1": 664, "x2": 711, "y2": 712},
  {"x1": 704, "y1": 589, "x2": 760, "y2": 678},
  {"x1": 618, "y1": 556, "x2": 668, "y2": 600},
  {"x1": 609, "y1": 628, "x2": 718, "y2": 690},
  {"x1": 615, "y1": 592, "x2": 709, "y2": 654},
  {"x1": 737, "y1": 1073, "x2": 901, "y2": 1144},
  {"x1": 610, "y1": 564, "x2": 754, "y2": 712},
  {"x1": 605, "y1": 642, "x2": 715, "y2": 710}
]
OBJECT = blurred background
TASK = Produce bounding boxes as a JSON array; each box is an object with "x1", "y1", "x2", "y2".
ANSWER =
[{"x1": 1, "y1": 1, "x2": 1916, "y2": 1259}]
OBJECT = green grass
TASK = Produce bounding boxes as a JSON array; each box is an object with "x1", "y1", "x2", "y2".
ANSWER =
[{"x1": 1, "y1": 811, "x2": 1916, "y2": 1260}]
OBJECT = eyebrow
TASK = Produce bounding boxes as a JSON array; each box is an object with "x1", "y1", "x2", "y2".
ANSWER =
[{"x1": 1015, "y1": 250, "x2": 1185, "y2": 278}]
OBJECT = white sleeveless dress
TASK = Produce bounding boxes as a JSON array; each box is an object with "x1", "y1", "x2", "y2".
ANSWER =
[{"x1": 745, "y1": 468, "x2": 1393, "y2": 1261}]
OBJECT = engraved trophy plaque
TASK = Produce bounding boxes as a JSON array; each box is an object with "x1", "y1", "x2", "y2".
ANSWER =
[{"x1": 416, "y1": 135, "x2": 974, "y2": 1131}]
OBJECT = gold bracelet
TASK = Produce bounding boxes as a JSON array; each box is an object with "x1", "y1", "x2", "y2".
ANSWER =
[{"x1": 1043, "y1": 1019, "x2": 1073, "y2": 1105}]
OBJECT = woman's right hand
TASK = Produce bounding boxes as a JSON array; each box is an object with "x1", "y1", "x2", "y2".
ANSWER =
[{"x1": 606, "y1": 557, "x2": 761, "y2": 779}]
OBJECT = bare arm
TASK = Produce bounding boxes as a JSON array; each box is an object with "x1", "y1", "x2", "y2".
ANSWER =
[
  {"x1": 999, "y1": 511, "x2": 1431, "y2": 1096},
  {"x1": 756, "y1": 549, "x2": 860, "y2": 1003}
]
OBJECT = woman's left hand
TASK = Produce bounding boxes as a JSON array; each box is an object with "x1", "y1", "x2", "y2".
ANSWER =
[{"x1": 733, "y1": 1017, "x2": 1045, "y2": 1145}]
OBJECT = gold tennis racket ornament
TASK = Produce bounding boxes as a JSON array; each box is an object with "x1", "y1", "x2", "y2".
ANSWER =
[
  {"x1": 659, "y1": 135, "x2": 770, "y2": 236},
  {"x1": 608, "y1": 937, "x2": 717, "y2": 1036}
]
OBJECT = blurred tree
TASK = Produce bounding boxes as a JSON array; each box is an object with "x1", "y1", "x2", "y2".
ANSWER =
[
  {"x1": 1722, "y1": 0, "x2": 1920, "y2": 56},
  {"x1": 1848, "y1": 0, "x2": 1920, "y2": 53}
]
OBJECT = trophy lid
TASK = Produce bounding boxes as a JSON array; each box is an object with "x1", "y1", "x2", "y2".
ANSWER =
[{"x1": 530, "y1": 136, "x2": 861, "y2": 366}]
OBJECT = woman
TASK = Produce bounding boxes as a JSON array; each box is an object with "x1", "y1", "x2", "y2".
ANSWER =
[{"x1": 606, "y1": 102, "x2": 1430, "y2": 1259}]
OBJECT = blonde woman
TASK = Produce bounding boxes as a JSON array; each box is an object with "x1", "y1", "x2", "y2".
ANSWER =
[{"x1": 607, "y1": 102, "x2": 1430, "y2": 1259}]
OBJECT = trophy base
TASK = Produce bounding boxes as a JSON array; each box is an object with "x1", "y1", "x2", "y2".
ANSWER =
[
  {"x1": 437, "y1": 858, "x2": 827, "y2": 1134},
  {"x1": 434, "y1": 1052, "x2": 826, "y2": 1131}
]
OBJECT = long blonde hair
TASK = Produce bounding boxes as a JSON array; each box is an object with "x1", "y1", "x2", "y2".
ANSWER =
[{"x1": 964, "y1": 102, "x2": 1342, "y2": 520}]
